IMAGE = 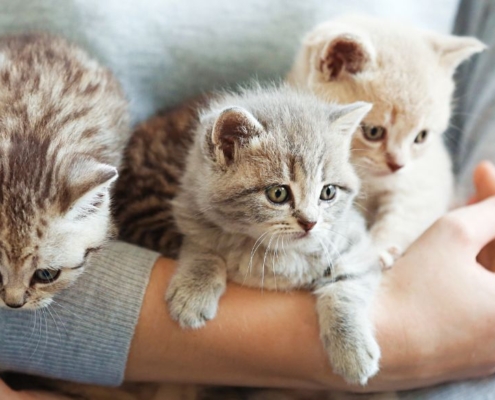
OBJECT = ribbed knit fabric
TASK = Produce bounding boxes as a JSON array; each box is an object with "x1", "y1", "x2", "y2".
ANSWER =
[{"x1": 0, "y1": 242, "x2": 159, "y2": 386}]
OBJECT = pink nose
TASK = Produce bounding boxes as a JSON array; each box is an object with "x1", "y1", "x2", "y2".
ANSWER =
[
  {"x1": 298, "y1": 219, "x2": 316, "y2": 232},
  {"x1": 387, "y1": 161, "x2": 404, "y2": 172}
]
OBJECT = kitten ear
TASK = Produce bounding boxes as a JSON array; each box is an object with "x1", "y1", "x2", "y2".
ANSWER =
[
  {"x1": 330, "y1": 102, "x2": 373, "y2": 137},
  {"x1": 63, "y1": 157, "x2": 118, "y2": 219},
  {"x1": 306, "y1": 28, "x2": 376, "y2": 81},
  {"x1": 211, "y1": 106, "x2": 264, "y2": 165},
  {"x1": 428, "y1": 33, "x2": 486, "y2": 72}
]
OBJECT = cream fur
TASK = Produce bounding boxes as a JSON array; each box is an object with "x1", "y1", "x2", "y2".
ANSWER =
[{"x1": 288, "y1": 15, "x2": 485, "y2": 265}]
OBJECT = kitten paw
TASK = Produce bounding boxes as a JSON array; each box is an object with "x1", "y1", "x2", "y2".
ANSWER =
[
  {"x1": 165, "y1": 278, "x2": 223, "y2": 329},
  {"x1": 378, "y1": 245, "x2": 402, "y2": 270},
  {"x1": 322, "y1": 328, "x2": 381, "y2": 385}
]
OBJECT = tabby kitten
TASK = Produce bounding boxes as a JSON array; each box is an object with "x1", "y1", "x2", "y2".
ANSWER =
[
  {"x1": 165, "y1": 85, "x2": 381, "y2": 385},
  {"x1": 287, "y1": 15, "x2": 485, "y2": 266},
  {"x1": 0, "y1": 33, "x2": 129, "y2": 309},
  {"x1": 114, "y1": 95, "x2": 208, "y2": 259}
]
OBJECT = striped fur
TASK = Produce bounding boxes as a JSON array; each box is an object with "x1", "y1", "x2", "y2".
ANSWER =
[
  {"x1": 0, "y1": 33, "x2": 129, "y2": 309},
  {"x1": 114, "y1": 95, "x2": 208, "y2": 258}
]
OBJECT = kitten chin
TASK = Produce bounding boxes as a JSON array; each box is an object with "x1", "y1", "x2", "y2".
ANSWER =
[
  {"x1": 287, "y1": 15, "x2": 484, "y2": 267},
  {"x1": 0, "y1": 33, "x2": 130, "y2": 309}
]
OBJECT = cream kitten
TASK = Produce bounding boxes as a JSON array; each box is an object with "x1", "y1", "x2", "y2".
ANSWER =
[
  {"x1": 288, "y1": 15, "x2": 485, "y2": 266},
  {"x1": 0, "y1": 34, "x2": 129, "y2": 309},
  {"x1": 167, "y1": 85, "x2": 382, "y2": 384}
]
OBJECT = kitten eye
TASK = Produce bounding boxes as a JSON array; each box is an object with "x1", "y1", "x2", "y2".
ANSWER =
[
  {"x1": 415, "y1": 130, "x2": 428, "y2": 144},
  {"x1": 32, "y1": 269, "x2": 61, "y2": 284},
  {"x1": 266, "y1": 185, "x2": 290, "y2": 204},
  {"x1": 362, "y1": 125, "x2": 386, "y2": 141},
  {"x1": 320, "y1": 185, "x2": 337, "y2": 201}
]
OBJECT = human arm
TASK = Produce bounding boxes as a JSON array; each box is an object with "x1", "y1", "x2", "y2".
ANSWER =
[
  {"x1": 125, "y1": 185, "x2": 495, "y2": 393},
  {"x1": 4, "y1": 164, "x2": 495, "y2": 396},
  {"x1": 3, "y1": 163, "x2": 495, "y2": 396}
]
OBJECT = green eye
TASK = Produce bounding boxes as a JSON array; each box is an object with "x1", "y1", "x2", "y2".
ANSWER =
[
  {"x1": 266, "y1": 186, "x2": 290, "y2": 204},
  {"x1": 362, "y1": 125, "x2": 386, "y2": 141},
  {"x1": 32, "y1": 269, "x2": 61, "y2": 284},
  {"x1": 415, "y1": 130, "x2": 428, "y2": 144},
  {"x1": 320, "y1": 185, "x2": 337, "y2": 201}
]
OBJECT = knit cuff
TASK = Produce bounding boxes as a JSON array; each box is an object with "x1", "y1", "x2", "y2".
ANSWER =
[{"x1": 0, "y1": 241, "x2": 159, "y2": 386}]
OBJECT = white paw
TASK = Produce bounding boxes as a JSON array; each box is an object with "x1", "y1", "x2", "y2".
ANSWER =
[
  {"x1": 322, "y1": 328, "x2": 381, "y2": 385},
  {"x1": 165, "y1": 277, "x2": 222, "y2": 329},
  {"x1": 378, "y1": 245, "x2": 402, "y2": 270}
]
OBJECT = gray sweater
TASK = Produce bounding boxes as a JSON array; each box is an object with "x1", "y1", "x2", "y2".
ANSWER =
[
  {"x1": 0, "y1": 242, "x2": 158, "y2": 385},
  {"x1": 4, "y1": 0, "x2": 491, "y2": 390}
]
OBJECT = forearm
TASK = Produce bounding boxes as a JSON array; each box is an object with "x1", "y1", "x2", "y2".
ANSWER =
[
  {"x1": 126, "y1": 257, "x2": 338, "y2": 389},
  {"x1": 125, "y1": 257, "x2": 446, "y2": 392}
]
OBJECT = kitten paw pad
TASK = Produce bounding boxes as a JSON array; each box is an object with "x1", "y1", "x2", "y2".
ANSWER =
[
  {"x1": 165, "y1": 283, "x2": 221, "y2": 329},
  {"x1": 378, "y1": 246, "x2": 402, "y2": 270}
]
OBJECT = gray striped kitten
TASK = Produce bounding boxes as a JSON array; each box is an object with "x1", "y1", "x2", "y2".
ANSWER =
[
  {"x1": 0, "y1": 33, "x2": 129, "y2": 310},
  {"x1": 167, "y1": 85, "x2": 382, "y2": 385}
]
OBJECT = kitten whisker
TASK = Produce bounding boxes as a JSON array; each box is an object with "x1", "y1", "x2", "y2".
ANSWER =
[
  {"x1": 42, "y1": 307, "x2": 49, "y2": 360},
  {"x1": 261, "y1": 233, "x2": 276, "y2": 292},
  {"x1": 326, "y1": 238, "x2": 343, "y2": 266},
  {"x1": 282, "y1": 235, "x2": 289, "y2": 258},
  {"x1": 49, "y1": 303, "x2": 70, "y2": 338},
  {"x1": 352, "y1": 202, "x2": 370, "y2": 214},
  {"x1": 319, "y1": 227, "x2": 353, "y2": 245},
  {"x1": 351, "y1": 165, "x2": 374, "y2": 174},
  {"x1": 316, "y1": 236, "x2": 334, "y2": 276},
  {"x1": 191, "y1": 205, "x2": 215, "y2": 218},
  {"x1": 46, "y1": 304, "x2": 63, "y2": 342},
  {"x1": 26, "y1": 309, "x2": 38, "y2": 353},
  {"x1": 29, "y1": 308, "x2": 43, "y2": 361},
  {"x1": 52, "y1": 300, "x2": 91, "y2": 325},
  {"x1": 245, "y1": 231, "x2": 270, "y2": 284},
  {"x1": 272, "y1": 235, "x2": 280, "y2": 291}
]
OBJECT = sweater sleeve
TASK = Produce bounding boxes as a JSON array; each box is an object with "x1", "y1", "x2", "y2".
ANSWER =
[{"x1": 0, "y1": 241, "x2": 160, "y2": 386}]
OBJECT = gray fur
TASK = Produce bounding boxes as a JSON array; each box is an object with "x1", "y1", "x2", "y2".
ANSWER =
[{"x1": 167, "y1": 85, "x2": 382, "y2": 385}]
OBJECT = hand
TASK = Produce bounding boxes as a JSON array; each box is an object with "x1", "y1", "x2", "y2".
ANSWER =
[
  {"x1": 470, "y1": 161, "x2": 495, "y2": 271},
  {"x1": 0, "y1": 380, "x2": 70, "y2": 400},
  {"x1": 126, "y1": 161, "x2": 495, "y2": 392},
  {"x1": 372, "y1": 162, "x2": 495, "y2": 390}
]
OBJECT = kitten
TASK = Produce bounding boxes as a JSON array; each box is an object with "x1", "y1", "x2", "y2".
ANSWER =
[
  {"x1": 38, "y1": 88, "x2": 380, "y2": 400},
  {"x1": 114, "y1": 95, "x2": 209, "y2": 259},
  {"x1": 0, "y1": 33, "x2": 129, "y2": 309},
  {"x1": 287, "y1": 15, "x2": 485, "y2": 266},
  {"x1": 166, "y1": 85, "x2": 381, "y2": 385}
]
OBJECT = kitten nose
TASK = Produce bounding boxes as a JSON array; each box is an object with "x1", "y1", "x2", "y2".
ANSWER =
[
  {"x1": 387, "y1": 161, "x2": 404, "y2": 172},
  {"x1": 297, "y1": 219, "x2": 316, "y2": 232}
]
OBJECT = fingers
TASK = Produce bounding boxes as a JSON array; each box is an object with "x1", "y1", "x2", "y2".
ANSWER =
[
  {"x1": 473, "y1": 161, "x2": 495, "y2": 202},
  {"x1": 446, "y1": 196, "x2": 495, "y2": 249}
]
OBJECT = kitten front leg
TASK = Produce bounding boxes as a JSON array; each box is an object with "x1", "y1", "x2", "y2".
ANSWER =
[
  {"x1": 166, "y1": 237, "x2": 227, "y2": 329},
  {"x1": 370, "y1": 204, "x2": 423, "y2": 269},
  {"x1": 315, "y1": 272, "x2": 381, "y2": 385},
  {"x1": 370, "y1": 181, "x2": 451, "y2": 269}
]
